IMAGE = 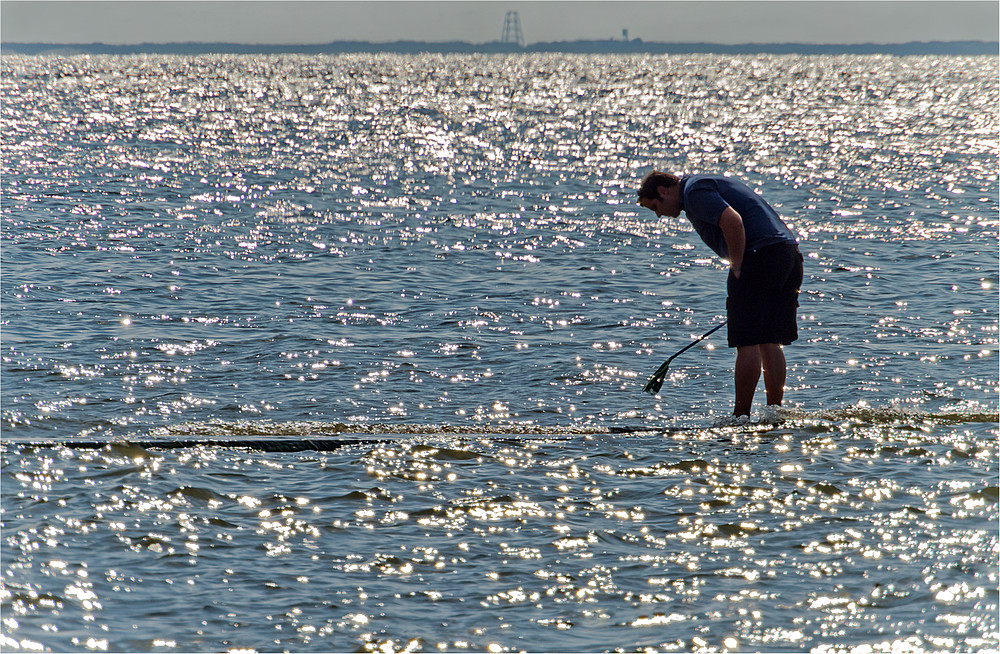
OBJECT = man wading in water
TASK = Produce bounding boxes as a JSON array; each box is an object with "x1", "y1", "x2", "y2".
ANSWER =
[{"x1": 637, "y1": 171, "x2": 803, "y2": 417}]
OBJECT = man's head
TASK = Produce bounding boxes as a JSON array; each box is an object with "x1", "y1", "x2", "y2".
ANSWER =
[{"x1": 637, "y1": 171, "x2": 682, "y2": 218}]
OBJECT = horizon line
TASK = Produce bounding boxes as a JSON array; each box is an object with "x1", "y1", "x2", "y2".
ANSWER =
[{"x1": 4, "y1": 38, "x2": 998, "y2": 47}]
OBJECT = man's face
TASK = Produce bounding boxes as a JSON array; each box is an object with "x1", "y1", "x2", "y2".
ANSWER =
[{"x1": 639, "y1": 185, "x2": 681, "y2": 218}]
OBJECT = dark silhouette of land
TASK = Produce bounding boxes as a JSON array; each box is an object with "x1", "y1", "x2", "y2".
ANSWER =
[{"x1": 3, "y1": 39, "x2": 997, "y2": 56}]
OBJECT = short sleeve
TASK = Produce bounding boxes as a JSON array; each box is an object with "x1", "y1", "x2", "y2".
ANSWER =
[{"x1": 684, "y1": 180, "x2": 730, "y2": 227}]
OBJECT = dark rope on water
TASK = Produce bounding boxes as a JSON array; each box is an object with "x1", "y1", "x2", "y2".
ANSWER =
[
  {"x1": 5, "y1": 438, "x2": 385, "y2": 452},
  {"x1": 3, "y1": 427, "x2": 657, "y2": 453}
]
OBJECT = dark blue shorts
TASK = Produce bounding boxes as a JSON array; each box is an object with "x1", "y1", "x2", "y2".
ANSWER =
[{"x1": 726, "y1": 242, "x2": 803, "y2": 348}]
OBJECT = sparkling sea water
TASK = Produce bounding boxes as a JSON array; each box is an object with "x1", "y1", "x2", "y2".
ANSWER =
[{"x1": 1, "y1": 54, "x2": 997, "y2": 653}]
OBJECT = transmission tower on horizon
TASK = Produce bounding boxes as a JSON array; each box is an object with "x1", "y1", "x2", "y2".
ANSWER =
[{"x1": 500, "y1": 11, "x2": 525, "y2": 48}]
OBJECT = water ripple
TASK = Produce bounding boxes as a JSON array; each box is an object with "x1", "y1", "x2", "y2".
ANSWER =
[{"x1": 2, "y1": 53, "x2": 997, "y2": 652}]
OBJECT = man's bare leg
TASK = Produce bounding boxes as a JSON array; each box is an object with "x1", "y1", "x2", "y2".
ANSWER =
[
  {"x1": 734, "y1": 345, "x2": 762, "y2": 417},
  {"x1": 760, "y1": 343, "x2": 786, "y2": 406}
]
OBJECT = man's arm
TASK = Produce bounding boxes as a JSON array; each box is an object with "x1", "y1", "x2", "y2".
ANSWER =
[{"x1": 719, "y1": 207, "x2": 746, "y2": 278}]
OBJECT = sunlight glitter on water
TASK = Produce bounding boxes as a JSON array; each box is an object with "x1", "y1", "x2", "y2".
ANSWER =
[
  {"x1": 2, "y1": 52, "x2": 997, "y2": 652},
  {"x1": 3, "y1": 414, "x2": 996, "y2": 652}
]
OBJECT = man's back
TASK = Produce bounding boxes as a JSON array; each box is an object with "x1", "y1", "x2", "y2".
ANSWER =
[{"x1": 681, "y1": 174, "x2": 796, "y2": 257}]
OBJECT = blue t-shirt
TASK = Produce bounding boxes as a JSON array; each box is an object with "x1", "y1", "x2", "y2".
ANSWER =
[{"x1": 680, "y1": 174, "x2": 797, "y2": 258}]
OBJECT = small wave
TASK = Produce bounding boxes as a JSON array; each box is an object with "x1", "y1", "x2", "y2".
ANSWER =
[
  {"x1": 153, "y1": 419, "x2": 620, "y2": 438},
  {"x1": 158, "y1": 405, "x2": 996, "y2": 443},
  {"x1": 724, "y1": 403, "x2": 998, "y2": 429},
  {"x1": 5, "y1": 404, "x2": 994, "y2": 453},
  {"x1": 833, "y1": 405, "x2": 996, "y2": 426}
]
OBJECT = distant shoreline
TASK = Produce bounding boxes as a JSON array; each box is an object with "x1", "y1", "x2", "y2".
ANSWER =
[{"x1": 3, "y1": 39, "x2": 997, "y2": 56}]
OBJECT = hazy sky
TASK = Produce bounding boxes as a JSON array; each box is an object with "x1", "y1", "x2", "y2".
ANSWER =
[{"x1": 2, "y1": 1, "x2": 998, "y2": 46}]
